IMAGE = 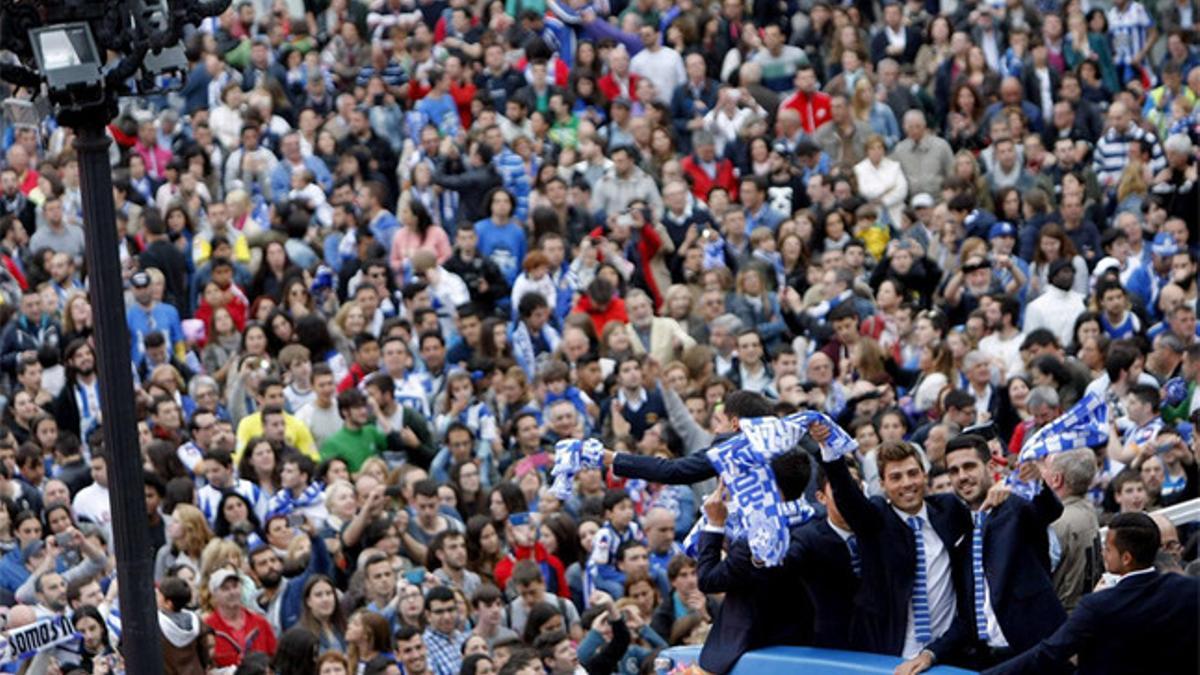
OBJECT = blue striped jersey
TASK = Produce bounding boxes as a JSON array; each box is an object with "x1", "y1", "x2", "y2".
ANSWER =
[{"x1": 1108, "y1": 2, "x2": 1154, "y2": 66}]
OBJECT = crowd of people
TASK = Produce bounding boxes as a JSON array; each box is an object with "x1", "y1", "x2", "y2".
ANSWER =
[{"x1": 0, "y1": 0, "x2": 1196, "y2": 672}]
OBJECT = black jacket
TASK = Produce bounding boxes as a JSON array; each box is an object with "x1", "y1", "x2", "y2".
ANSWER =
[
  {"x1": 787, "y1": 518, "x2": 861, "y2": 649},
  {"x1": 940, "y1": 485, "x2": 1067, "y2": 666},
  {"x1": 984, "y1": 570, "x2": 1200, "y2": 675},
  {"x1": 696, "y1": 529, "x2": 813, "y2": 673},
  {"x1": 140, "y1": 240, "x2": 191, "y2": 316},
  {"x1": 823, "y1": 456, "x2": 972, "y2": 658},
  {"x1": 444, "y1": 250, "x2": 509, "y2": 312},
  {"x1": 433, "y1": 158, "x2": 503, "y2": 226}
]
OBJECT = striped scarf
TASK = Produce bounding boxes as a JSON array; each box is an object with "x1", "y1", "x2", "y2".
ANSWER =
[
  {"x1": 267, "y1": 481, "x2": 326, "y2": 520},
  {"x1": 1008, "y1": 392, "x2": 1110, "y2": 498}
]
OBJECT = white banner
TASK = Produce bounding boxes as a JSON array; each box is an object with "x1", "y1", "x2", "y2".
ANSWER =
[{"x1": 0, "y1": 615, "x2": 78, "y2": 665}]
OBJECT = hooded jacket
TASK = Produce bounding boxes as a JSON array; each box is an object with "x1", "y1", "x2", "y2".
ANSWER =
[{"x1": 160, "y1": 609, "x2": 206, "y2": 675}]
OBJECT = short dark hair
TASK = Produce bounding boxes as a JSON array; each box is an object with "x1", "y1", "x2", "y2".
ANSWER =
[
  {"x1": 945, "y1": 434, "x2": 990, "y2": 464},
  {"x1": 281, "y1": 453, "x2": 315, "y2": 482},
  {"x1": 771, "y1": 450, "x2": 812, "y2": 501},
  {"x1": 510, "y1": 559, "x2": 544, "y2": 588},
  {"x1": 616, "y1": 539, "x2": 647, "y2": 563},
  {"x1": 829, "y1": 303, "x2": 859, "y2": 324},
  {"x1": 1128, "y1": 384, "x2": 1161, "y2": 412},
  {"x1": 1021, "y1": 328, "x2": 1060, "y2": 351},
  {"x1": 724, "y1": 390, "x2": 773, "y2": 419},
  {"x1": 534, "y1": 629, "x2": 569, "y2": 662},
  {"x1": 1108, "y1": 512, "x2": 1160, "y2": 567},
  {"x1": 943, "y1": 389, "x2": 975, "y2": 411},
  {"x1": 876, "y1": 441, "x2": 924, "y2": 476},
  {"x1": 518, "y1": 292, "x2": 549, "y2": 319},
  {"x1": 424, "y1": 585, "x2": 456, "y2": 606},
  {"x1": 413, "y1": 478, "x2": 439, "y2": 499},
  {"x1": 337, "y1": 388, "x2": 368, "y2": 416},
  {"x1": 666, "y1": 554, "x2": 697, "y2": 581},
  {"x1": 471, "y1": 583, "x2": 503, "y2": 607},
  {"x1": 602, "y1": 489, "x2": 632, "y2": 512},
  {"x1": 1105, "y1": 342, "x2": 1141, "y2": 381}
]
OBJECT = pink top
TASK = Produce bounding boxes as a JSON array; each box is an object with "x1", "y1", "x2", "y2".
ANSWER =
[{"x1": 389, "y1": 225, "x2": 453, "y2": 271}]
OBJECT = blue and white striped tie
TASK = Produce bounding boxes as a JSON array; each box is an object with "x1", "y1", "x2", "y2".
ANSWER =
[
  {"x1": 973, "y1": 510, "x2": 989, "y2": 641},
  {"x1": 908, "y1": 516, "x2": 932, "y2": 645},
  {"x1": 847, "y1": 534, "x2": 862, "y2": 578}
]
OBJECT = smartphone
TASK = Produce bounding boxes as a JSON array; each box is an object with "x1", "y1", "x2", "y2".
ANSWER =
[
  {"x1": 384, "y1": 485, "x2": 405, "y2": 498},
  {"x1": 286, "y1": 513, "x2": 306, "y2": 528},
  {"x1": 55, "y1": 532, "x2": 74, "y2": 548},
  {"x1": 964, "y1": 421, "x2": 998, "y2": 442}
]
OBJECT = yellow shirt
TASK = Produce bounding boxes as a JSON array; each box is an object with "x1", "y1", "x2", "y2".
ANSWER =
[
  {"x1": 194, "y1": 231, "x2": 252, "y2": 267},
  {"x1": 234, "y1": 411, "x2": 318, "y2": 463}
]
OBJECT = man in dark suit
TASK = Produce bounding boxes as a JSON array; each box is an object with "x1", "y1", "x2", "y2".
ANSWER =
[
  {"x1": 695, "y1": 449, "x2": 815, "y2": 673},
  {"x1": 812, "y1": 425, "x2": 974, "y2": 663},
  {"x1": 899, "y1": 435, "x2": 1067, "y2": 673},
  {"x1": 603, "y1": 390, "x2": 775, "y2": 485},
  {"x1": 669, "y1": 53, "x2": 719, "y2": 155},
  {"x1": 984, "y1": 512, "x2": 1200, "y2": 675},
  {"x1": 786, "y1": 463, "x2": 862, "y2": 649},
  {"x1": 870, "y1": 1, "x2": 922, "y2": 65}
]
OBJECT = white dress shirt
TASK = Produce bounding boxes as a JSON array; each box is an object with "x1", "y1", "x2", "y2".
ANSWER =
[
  {"x1": 893, "y1": 504, "x2": 956, "y2": 659},
  {"x1": 975, "y1": 509, "x2": 1010, "y2": 648}
]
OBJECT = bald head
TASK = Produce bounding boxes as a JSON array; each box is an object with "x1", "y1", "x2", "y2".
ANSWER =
[{"x1": 644, "y1": 507, "x2": 677, "y2": 552}]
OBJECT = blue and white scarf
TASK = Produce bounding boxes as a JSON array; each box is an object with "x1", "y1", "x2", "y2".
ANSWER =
[
  {"x1": 550, "y1": 438, "x2": 605, "y2": 499},
  {"x1": 682, "y1": 494, "x2": 817, "y2": 560},
  {"x1": 1018, "y1": 393, "x2": 1109, "y2": 462},
  {"x1": 266, "y1": 482, "x2": 326, "y2": 520},
  {"x1": 699, "y1": 412, "x2": 854, "y2": 566},
  {"x1": 1008, "y1": 392, "x2": 1110, "y2": 498},
  {"x1": 510, "y1": 320, "x2": 561, "y2": 379}
]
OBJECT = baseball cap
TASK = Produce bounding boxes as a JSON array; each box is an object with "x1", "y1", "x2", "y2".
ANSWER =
[
  {"x1": 910, "y1": 193, "x2": 935, "y2": 209},
  {"x1": 508, "y1": 512, "x2": 534, "y2": 527},
  {"x1": 208, "y1": 568, "x2": 241, "y2": 595},
  {"x1": 988, "y1": 222, "x2": 1016, "y2": 240},
  {"x1": 771, "y1": 140, "x2": 793, "y2": 157},
  {"x1": 1151, "y1": 232, "x2": 1180, "y2": 258},
  {"x1": 130, "y1": 271, "x2": 150, "y2": 288},
  {"x1": 611, "y1": 97, "x2": 632, "y2": 109},
  {"x1": 19, "y1": 541, "x2": 44, "y2": 565}
]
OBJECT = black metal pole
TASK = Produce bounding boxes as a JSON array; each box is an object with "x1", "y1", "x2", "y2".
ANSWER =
[{"x1": 74, "y1": 123, "x2": 165, "y2": 675}]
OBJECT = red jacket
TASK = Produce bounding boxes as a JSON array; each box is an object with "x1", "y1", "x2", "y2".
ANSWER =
[
  {"x1": 779, "y1": 89, "x2": 832, "y2": 133},
  {"x1": 679, "y1": 154, "x2": 739, "y2": 203},
  {"x1": 597, "y1": 72, "x2": 640, "y2": 103},
  {"x1": 492, "y1": 542, "x2": 570, "y2": 597},
  {"x1": 572, "y1": 294, "x2": 629, "y2": 336},
  {"x1": 588, "y1": 223, "x2": 665, "y2": 308},
  {"x1": 337, "y1": 362, "x2": 371, "y2": 392},
  {"x1": 449, "y1": 79, "x2": 477, "y2": 129},
  {"x1": 205, "y1": 608, "x2": 276, "y2": 669}
]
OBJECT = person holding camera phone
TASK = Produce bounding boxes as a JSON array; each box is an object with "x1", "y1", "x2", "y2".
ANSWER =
[{"x1": 14, "y1": 527, "x2": 107, "y2": 614}]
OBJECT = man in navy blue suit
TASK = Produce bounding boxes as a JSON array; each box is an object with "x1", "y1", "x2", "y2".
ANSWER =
[
  {"x1": 898, "y1": 435, "x2": 1067, "y2": 673},
  {"x1": 984, "y1": 512, "x2": 1200, "y2": 675},
  {"x1": 810, "y1": 424, "x2": 979, "y2": 664},
  {"x1": 695, "y1": 449, "x2": 816, "y2": 674},
  {"x1": 785, "y1": 463, "x2": 863, "y2": 650},
  {"x1": 602, "y1": 390, "x2": 775, "y2": 485}
]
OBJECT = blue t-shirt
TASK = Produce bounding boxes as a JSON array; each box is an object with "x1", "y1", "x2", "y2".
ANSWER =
[
  {"x1": 369, "y1": 210, "x2": 401, "y2": 249},
  {"x1": 415, "y1": 94, "x2": 462, "y2": 137},
  {"x1": 126, "y1": 302, "x2": 184, "y2": 364},
  {"x1": 474, "y1": 218, "x2": 527, "y2": 283}
]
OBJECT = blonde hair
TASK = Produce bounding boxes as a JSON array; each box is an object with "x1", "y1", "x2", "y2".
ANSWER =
[
  {"x1": 852, "y1": 77, "x2": 875, "y2": 120},
  {"x1": 198, "y1": 538, "x2": 244, "y2": 612},
  {"x1": 1117, "y1": 161, "x2": 1148, "y2": 204},
  {"x1": 172, "y1": 504, "x2": 214, "y2": 560},
  {"x1": 61, "y1": 292, "x2": 90, "y2": 335}
]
